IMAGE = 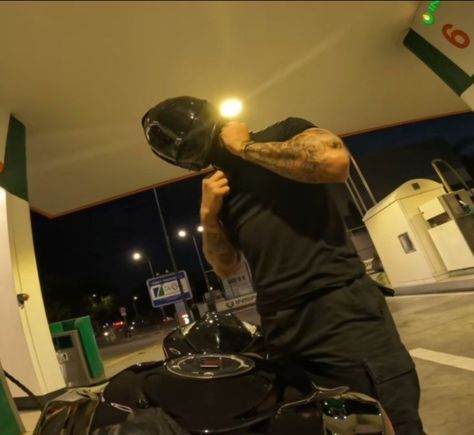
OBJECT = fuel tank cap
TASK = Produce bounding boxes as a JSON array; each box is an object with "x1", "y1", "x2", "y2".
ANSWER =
[{"x1": 165, "y1": 353, "x2": 255, "y2": 379}]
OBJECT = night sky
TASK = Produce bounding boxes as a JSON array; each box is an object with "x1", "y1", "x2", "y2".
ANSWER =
[
  {"x1": 30, "y1": 172, "x2": 212, "y2": 322},
  {"x1": 30, "y1": 112, "x2": 474, "y2": 323}
]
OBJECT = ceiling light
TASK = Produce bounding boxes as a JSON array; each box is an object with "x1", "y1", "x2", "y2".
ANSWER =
[{"x1": 219, "y1": 99, "x2": 242, "y2": 118}]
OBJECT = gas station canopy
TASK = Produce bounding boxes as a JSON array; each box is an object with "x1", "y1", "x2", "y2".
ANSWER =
[{"x1": 0, "y1": 1, "x2": 469, "y2": 216}]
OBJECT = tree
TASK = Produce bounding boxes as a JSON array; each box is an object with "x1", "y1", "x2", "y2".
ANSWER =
[
  {"x1": 45, "y1": 301, "x2": 73, "y2": 323},
  {"x1": 85, "y1": 294, "x2": 117, "y2": 330}
]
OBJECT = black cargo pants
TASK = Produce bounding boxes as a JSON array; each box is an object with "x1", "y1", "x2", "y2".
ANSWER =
[{"x1": 260, "y1": 276, "x2": 424, "y2": 435}]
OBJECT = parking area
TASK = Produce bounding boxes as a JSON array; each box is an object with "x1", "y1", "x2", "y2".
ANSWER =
[
  {"x1": 99, "y1": 291, "x2": 474, "y2": 434},
  {"x1": 236, "y1": 291, "x2": 474, "y2": 435}
]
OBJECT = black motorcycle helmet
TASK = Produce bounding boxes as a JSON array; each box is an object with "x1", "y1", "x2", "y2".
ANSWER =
[{"x1": 141, "y1": 96, "x2": 222, "y2": 171}]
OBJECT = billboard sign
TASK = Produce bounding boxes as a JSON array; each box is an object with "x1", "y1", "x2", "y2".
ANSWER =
[
  {"x1": 147, "y1": 271, "x2": 193, "y2": 308},
  {"x1": 221, "y1": 260, "x2": 254, "y2": 298},
  {"x1": 215, "y1": 292, "x2": 257, "y2": 313}
]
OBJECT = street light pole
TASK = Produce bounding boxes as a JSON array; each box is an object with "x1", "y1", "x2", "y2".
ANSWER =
[
  {"x1": 132, "y1": 251, "x2": 165, "y2": 319},
  {"x1": 132, "y1": 296, "x2": 139, "y2": 320},
  {"x1": 152, "y1": 189, "x2": 190, "y2": 319},
  {"x1": 191, "y1": 235, "x2": 212, "y2": 292},
  {"x1": 146, "y1": 258, "x2": 155, "y2": 277}
]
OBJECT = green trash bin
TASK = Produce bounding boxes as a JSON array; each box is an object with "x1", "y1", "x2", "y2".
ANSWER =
[{"x1": 50, "y1": 316, "x2": 105, "y2": 387}]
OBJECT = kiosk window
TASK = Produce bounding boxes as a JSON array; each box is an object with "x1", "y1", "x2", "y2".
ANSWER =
[{"x1": 398, "y1": 232, "x2": 416, "y2": 253}]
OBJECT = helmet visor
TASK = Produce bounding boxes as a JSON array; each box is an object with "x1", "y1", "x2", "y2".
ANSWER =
[
  {"x1": 142, "y1": 97, "x2": 219, "y2": 171},
  {"x1": 144, "y1": 119, "x2": 183, "y2": 163}
]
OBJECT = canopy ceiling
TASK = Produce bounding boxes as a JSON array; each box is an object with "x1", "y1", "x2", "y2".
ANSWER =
[{"x1": 0, "y1": 1, "x2": 469, "y2": 216}]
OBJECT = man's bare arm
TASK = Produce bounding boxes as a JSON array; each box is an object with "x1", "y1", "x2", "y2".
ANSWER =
[
  {"x1": 242, "y1": 128, "x2": 350, "y2": 184},
  {"x1": 201, "y1": 225, "x2": 241, "y2": 278},
  {"x1": 220, "y1": 122, "x2": 349, "y2": 183},
  {"x1": 200, "y1": 171, "x2": 241, "y2": 278}
]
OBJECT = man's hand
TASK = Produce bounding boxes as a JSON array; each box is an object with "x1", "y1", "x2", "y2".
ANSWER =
[
  {"x1": 200, "y1": 171, "x2": 230, "y2": 231},
  {"x1": 200, "y1": 170, "x2": 241, "y2": 277},
  {"x1": 220, "y1": 121, "x2": 251, "y2": 157}
]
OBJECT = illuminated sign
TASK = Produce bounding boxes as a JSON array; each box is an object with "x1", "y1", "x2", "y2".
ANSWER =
[
  {"x1": 147, "y1": 271, "x2": 193, "y2": 308},
  {"x1": 215, "y1": 292, "x2": 257, "y2": 312},
  {"x1": 422, "y1": 1, "x2": 441, "y2": 26},
  {"x1": 405, "y1": 1, "x2": 473, "y2": 108}
]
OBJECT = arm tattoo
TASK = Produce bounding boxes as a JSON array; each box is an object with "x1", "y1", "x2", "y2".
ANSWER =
[
  {"x1": 202, "y1": 227, "x2": 240, "y2": 277},
  {"x1": 243, "y1": 128, "x2": 347, "y2": 183}
]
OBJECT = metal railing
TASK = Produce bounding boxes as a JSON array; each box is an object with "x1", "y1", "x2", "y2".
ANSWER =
[
  {"x1": 345, "y1": 153, "x2": 377, "y2": 219},
  {"x1": 431, "y1": 158, "x2": 471, "y2": 193}
]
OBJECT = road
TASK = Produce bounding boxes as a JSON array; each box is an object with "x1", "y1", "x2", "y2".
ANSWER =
[
  {"x1": 99, "y1": 307, "x2": 258, "y2": 377},
  {"x1": 99, "y1": 327, "x2": 171, "y2": 377},
  {"x1": 97, "y1": 294, "x2": 474, "y2": 434}
]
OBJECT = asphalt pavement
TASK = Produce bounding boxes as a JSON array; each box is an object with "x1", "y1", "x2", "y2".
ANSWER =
[{"x1": 97, "y1": 294, "x2": 474, "y2": 435}]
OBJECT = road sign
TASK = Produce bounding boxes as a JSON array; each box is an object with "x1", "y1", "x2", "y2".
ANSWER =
[
  {"x1": 146, "y1": 271, "x2": 193, "y2": 308},
  {"x1": 119, "y1": 307, "x2": 127, "y2": 317}
]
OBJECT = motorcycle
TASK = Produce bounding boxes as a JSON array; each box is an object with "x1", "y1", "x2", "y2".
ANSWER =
[{"x1": 33, "y1": 311, "x2": 393, "y2": 434}]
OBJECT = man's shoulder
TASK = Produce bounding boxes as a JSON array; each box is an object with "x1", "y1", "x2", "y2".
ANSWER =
[{"x1": 252, "y1": 117, "x2": 317, "y2": 142}]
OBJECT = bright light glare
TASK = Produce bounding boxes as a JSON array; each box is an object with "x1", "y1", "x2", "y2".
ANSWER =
[
  {"x1": 197, "y1": 225, "x2": 204, "y2": 232},
  {"x1": 133, "y1": 296, "x2": 138, "y2": 300},
  {"x1": 178, "y1": 230, "x2": 187, "y2": 238},
  {"x1": 422, "y1": 12, "x2": 434, "y2": 25},
  {"x1": 219, "y1": 98, "x2": 242, "y2": 118},
  {"x1": 132, "y1": 252, "x2": 142, "y2": 260}
]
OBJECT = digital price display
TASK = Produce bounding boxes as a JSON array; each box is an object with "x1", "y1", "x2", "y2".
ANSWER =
[{"x1": 404, "y1": 1, "x2": 473, "y2": 109}]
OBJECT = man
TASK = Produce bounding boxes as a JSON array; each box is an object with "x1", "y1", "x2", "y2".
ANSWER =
[{"x1": 142, "y1": 96, "x2": 424, "y2": 434}]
